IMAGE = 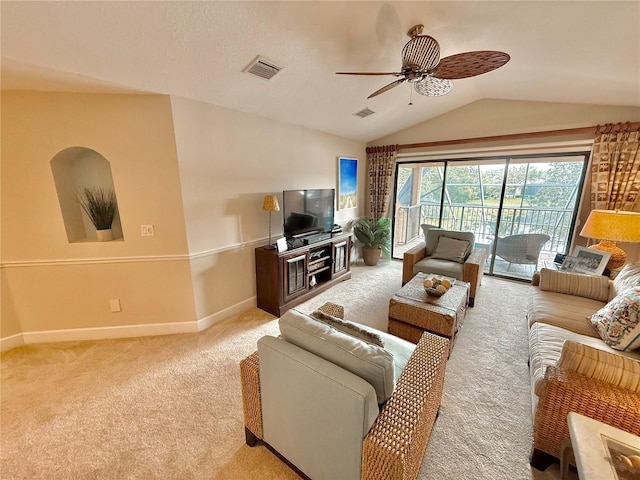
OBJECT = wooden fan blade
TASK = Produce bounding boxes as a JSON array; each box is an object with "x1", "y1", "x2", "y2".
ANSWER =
[
  {"x1": 402, "y1": 35, "x2": 440, "y2": 71},
  {"x1": 368, "y1": 78, "x2": 406, "y2": 99},
  {"x1": 335, "y1": 72, "x2": 402, "y2": 76},
  {"x1": 434, "y1": 51, "x2": 510, "y2": 80}
]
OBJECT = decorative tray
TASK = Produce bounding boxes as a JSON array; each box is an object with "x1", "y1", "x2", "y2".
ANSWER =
[{"x1": 606, "y1": 437, "x2": 640, "y2": 480}]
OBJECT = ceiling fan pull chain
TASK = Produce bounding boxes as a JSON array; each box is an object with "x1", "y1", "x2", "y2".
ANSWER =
[{"x1": 409, "y1": 86, "x2": 414, "y2": 106}]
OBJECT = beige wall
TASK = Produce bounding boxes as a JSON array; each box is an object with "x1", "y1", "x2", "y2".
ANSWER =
[
  {"x1": 169, "y1": 96, "x2": 366, "y2": 322},
  {"x1": 1, "y1": 91, "x2": 196, "y2": 342},
  {"x1": 371, "y1": 99, "x2": 640, "y2": 262},
  {"x1": 4, "y1": 92, "x2": 638, "y2": 347},
  {"x1": 372, "y1": 99, "x2": 640, "y2": 148},
  {"x1": 1, "y1": 91, "x2": 366, "y2": 346}
]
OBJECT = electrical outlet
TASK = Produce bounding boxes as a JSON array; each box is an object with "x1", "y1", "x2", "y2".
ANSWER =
[
  {"x1": 141, "y1": 225, "x2": 155, "y2": 237},
  {"x1": 109, "y1": 299, "x2": 122, "y2": 313}
]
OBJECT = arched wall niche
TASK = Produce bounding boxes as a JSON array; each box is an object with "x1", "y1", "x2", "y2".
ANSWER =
[{"x1": 50, "y1": 146, "x2": 124, "y2": 242}]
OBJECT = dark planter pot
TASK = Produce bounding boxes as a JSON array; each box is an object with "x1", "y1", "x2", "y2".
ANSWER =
[{"x1": 362, "y1": 246, "x2": 382, "y2": 266}]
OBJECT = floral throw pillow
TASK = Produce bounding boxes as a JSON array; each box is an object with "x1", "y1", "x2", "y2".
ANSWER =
[{"x1": 591, "y1": 286, "x2": 640, "y2": 351}]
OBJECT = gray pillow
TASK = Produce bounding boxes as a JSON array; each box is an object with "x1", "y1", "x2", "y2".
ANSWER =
[
  {"x1": 430, "y1": 235, "x2": 471, "y2": 263},
  {"x1": 310, "y1": 309, "x2": 385, "y2": 347},
  {"x1": 279, "y1": 309, "x2": 395, "y2": 403}
]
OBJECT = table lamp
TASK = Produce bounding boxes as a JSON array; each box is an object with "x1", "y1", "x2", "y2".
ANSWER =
[
  {"x1": 579, "y1": 209, "x2": 640, "y2": 270},
  {"x1": 262, "y1": 194, "x2": 280, "y2": 249}
]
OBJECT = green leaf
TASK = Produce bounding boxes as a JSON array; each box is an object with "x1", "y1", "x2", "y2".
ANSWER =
[{"x1": 353, "y1": 217, "x2": 391, "y2": 258}]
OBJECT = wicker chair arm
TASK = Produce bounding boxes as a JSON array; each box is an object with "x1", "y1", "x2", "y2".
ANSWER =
[
  {"x1": 465, "y1": 246, "x2": 486, "y2": 266},
  {"x1": 240, "y1": 351, "x2": 262, "y2": 441},
  {"x1": 463, "y1": 248, "x2": 486, "y2": 301},
  {"x1": 362, "y1": 332, "x2": 449, "y2": 480},
  {"x1": 531, "y1": 271, "x2": 541, "y2": 286},
  {"x1": 533, "y1": 366, "x2": 640, "y2": 459},
  {"x1": 402, "y1": 242, "x2": 427, "y2": 285},
  {"x1": 317, "y1": 302, "x2": 345, "y2": 319}
]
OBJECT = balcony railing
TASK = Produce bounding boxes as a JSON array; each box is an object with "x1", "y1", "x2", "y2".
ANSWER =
[{"x1": 395, "y1": 203, "x2": 574, "y2": 254}]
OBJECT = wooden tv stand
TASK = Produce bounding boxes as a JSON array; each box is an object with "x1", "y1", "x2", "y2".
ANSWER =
[{"x1": 255, "y1": 233, "x2": 352, "y2": 317}]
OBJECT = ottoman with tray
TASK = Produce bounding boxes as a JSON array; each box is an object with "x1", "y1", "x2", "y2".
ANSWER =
[{"x1": 388, "y1": 272, "x2": 469, "y2": 354}]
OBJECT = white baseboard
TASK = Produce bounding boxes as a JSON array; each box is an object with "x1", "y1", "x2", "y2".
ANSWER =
[
  {"x1": 0, "y1": 334, "x2": 25, "y2": 352},
  {"x1": 0, "y1": 297, "x2": 258, "y2": 352},
  {"x1": 12, "y1": 321, "x2": 199, "y2": 349},
  {"x1": 195, "y1": 297, "x2": 257, "y2": 331}
]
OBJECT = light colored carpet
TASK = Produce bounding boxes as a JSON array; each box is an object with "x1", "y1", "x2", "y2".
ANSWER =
[{"x1": 1, "y1": 259, "x2": 571, "y2": 479}]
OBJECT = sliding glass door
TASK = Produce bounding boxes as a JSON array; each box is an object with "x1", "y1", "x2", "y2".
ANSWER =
[
  {"x1": 394, "y1": 162, "x2": 444, "y2": 246},
  {"x1": 393, "y1": 152, "x2": 589, "y2": 280}
]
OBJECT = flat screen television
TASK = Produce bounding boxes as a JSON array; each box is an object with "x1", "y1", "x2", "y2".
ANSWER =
[{"x1": 282, "y1": 189, "x2": 335, "y2": 239}]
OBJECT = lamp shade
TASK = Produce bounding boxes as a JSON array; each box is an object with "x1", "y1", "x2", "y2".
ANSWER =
[
  {"x1": 579, "y1": 210, "x2": 640, "y2": 243},
  {"x1": 262, "y1": 195, "x2": 280, "y2": 212}
]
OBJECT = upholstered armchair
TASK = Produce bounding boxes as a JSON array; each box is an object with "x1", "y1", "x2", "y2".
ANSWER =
[
  {"x1": 240, "y1": 303, "x2": 449, "y2": 480},
  {"x1": 402, "y1": 226, "x2": 486, "y2": 307}
]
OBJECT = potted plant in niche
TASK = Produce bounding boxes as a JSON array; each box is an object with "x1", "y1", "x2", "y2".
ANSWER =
[
  {"x1": 353, "y1": 217, "x2": 391, "y2": 266},
  {"x1": 76, "y1": 187, "x2": 118, "y2": 241}
]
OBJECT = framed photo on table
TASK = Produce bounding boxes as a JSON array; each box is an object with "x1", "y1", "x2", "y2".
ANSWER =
[
  {"x1": 559, "y1": 256, "x2": 579, "y2": 272},
  {"x1": 569, "y1": 246, "x2": 611, "y2": 276},
  {"x1": 276, "y1": 237, "x2": 288, "y2": 253}
]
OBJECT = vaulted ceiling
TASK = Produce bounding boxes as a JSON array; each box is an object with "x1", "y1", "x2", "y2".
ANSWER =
[{"x1": 2, "y1": 1, "x2": 639, "y2": 142}]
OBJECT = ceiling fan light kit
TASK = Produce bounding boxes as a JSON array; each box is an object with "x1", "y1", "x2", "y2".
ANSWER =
[
  {"x1": 414, "y1": 76, "x2": 453, "y2": 97},
  {"x1": 337, "y1": 24, "x2": 510, "y2": 100}
]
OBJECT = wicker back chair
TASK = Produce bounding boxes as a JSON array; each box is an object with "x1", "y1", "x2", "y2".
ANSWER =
[
  {"x1": 402, "y1": 227, "x2": 486, "y2": 307},
  {"x1": 495, "y1": 233, "x2": 550, "y2": 270}
]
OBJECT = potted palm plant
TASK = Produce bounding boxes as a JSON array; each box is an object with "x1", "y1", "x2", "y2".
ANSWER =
[
  {"x1": 353, "y1": 217, "x2": 391, "y2": 266},
  {"x1": 76, "y1": 187, "x2": 118, "y2": 241}
]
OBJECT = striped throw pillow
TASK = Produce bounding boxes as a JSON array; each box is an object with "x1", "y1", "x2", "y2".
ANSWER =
[
  {"x1": 539, "y1": 268, "x2": 610, "y2": 302},
  {"x1": 557, "y1": 340, "x2": 640, "y2": 393}
]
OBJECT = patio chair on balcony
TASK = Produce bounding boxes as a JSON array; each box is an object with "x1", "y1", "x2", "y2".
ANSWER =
[{"x1": 494, "y1": 233, "x2": 550, "y2": 271}]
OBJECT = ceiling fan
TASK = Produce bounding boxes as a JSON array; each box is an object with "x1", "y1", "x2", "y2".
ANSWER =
[{"x1": 336, "y1": 24, "x2": 510, "y2": 99}]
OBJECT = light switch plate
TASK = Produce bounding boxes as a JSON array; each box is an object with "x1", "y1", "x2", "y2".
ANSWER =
[{"x1": 109, "y1": 299, "x2": 122, "y2": 312}]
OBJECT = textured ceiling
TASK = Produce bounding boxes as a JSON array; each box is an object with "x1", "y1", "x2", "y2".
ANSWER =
[{"x1": 2, "y1": 1, "x2": 639, "y2": 142}]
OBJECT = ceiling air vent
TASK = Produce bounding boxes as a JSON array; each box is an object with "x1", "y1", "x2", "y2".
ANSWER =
[
  {"x1": 243, "y1": 56, "x2": 283, "y2": 80},
  {"x1": 354, "y1": 108, "x2": 375, "y2": 118}
]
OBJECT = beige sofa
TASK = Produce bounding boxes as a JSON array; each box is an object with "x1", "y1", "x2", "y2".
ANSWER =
[{"x1": 527, "y1": 263, "x2": 640, "y2": 470}]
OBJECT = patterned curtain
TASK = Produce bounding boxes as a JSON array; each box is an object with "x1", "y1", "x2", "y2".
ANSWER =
[
  {"x1": 366, "y1": 144, "x2": 399, "y2": 221},
  {"x1": 590, "y1": 123, "x2": 640, "y2": 210}
]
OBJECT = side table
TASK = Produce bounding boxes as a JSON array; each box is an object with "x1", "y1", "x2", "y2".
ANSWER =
[{"x1": 562, "y1": 412, "x2": 640, "y2": 480}]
